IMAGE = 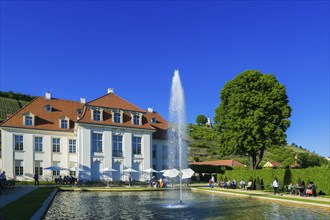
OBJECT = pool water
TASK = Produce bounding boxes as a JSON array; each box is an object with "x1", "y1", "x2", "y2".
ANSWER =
[{"x1": 44, "y1": 190, "x2": 329, "y2": 219}]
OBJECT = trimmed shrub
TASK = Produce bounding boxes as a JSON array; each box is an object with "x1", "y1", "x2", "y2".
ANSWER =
[{"x1": 216, "y1": 167, "x2": 330, "y2": 195}]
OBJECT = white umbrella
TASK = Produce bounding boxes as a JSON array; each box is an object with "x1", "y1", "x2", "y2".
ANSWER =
[
  {"x1": 123, "y1": 168, "x2": 139, "y2": 173},
  {"x1": 100, "y1": 167, "x2": 117, "y2": 172},
  {"x1": 100, "y1": 167, "x2": 117, "y2": 188},
  {"x1": 143, "y1": 168, "x2": 158, "y2": 173},
  {"x1": 181, "y1": 168, "x2": 195, "y2": 179},
  {"x1": 163, "y1": 168, "x2": 180, "y2": 178}
]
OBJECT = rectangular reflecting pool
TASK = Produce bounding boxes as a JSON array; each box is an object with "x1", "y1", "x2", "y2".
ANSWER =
[{"x1": 44, "y1": 190, "x2": 329, "y2": 219}]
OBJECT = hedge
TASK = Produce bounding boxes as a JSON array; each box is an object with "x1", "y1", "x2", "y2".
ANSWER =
[{"x1": 216, "y1": 167, "x2": 330, "y2": 195}]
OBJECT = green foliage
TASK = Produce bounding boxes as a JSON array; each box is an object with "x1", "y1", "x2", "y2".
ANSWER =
[
  {"x1": 188, "y1": 124, "x2": 221, "y2": 162},
  {"x1": 297, "y1": 152, "x2": 325, "y2": 168},
  {"x1": 196, "y1": 114, "x2": 208, "y2": 125},
  {"x1": 214, "y1": 70, "x2": 292, "y2": 170},
  {"x1": 0, "y1": 91, "x2": 35, "y2": 101},
  {"x1": 218, "y1": 167, "x2": 330, "y2": 195},
  {"x1": 189, "y1": 164, "x2": 224, "y2": 174}
]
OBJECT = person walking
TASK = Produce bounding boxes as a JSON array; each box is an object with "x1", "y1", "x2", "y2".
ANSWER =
[
  {"x1": 273, "y1": 177, "x2": 279, "y2": 195},
  {"x1": 34, "y1": 173, "x2": 39, "y2": 186}
]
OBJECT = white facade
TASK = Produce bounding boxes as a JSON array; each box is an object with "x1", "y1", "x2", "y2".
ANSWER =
[
  {"x1": 0, "y1": 123, "x2": 167, "y2": 182},
  {"x1": 0, "y1": 128, "x2": 77, "y2": 181},
  {"x1": 0, "y1": 91, "x2": 169, "y2": 182}
]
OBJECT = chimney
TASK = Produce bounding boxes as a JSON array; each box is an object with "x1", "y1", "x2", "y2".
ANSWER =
[
  {"x1": 107, "y1": 88, "x2": 114, "y2": 94},
  {"x1": 147, "y1": 107, "x2": 153, "y2": 113},
  {"x1": 45, "y1": 91, "x2": 51, "y2": 100},
  {"x1": 80, "y1": 98, "x2": 86, "y2": 104}
]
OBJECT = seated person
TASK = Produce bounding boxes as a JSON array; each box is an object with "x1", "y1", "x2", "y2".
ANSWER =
[
  {"x1": 306, "y1": 181, "x2": 316, "y2": 197},
  {"x1": 240, "y1": 179, "x2": 245, "y2": 190},
  {"x1": 287, "y1": 183, "x2": 294, "y2": 194},
  {"x1": 246, "y1": 180, "x2": 252, "y2": 190}
]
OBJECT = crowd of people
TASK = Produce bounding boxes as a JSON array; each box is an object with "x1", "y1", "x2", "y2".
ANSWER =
[
  {"x1": 54, "y1": 175, "x2": 77, "y2": 185},
  {"x1": 150, "y1": 176, "x2": 168, "y2": 188},
  {"x1": 207, "y1": 176, "x2": 317, "y2": 197}
]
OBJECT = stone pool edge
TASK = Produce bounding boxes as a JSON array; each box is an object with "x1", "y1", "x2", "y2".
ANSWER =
[
  {"x1": 192, "y1": 188, "x2": 330, "y2": 209},
  {"x1": 30, "y1": 188, "x2": 58, "y2": 220}
]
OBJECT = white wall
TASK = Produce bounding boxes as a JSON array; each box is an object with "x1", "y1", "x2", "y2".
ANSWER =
[{"x1": 1, "y1": 128, "x2": 77, "y2": 181}]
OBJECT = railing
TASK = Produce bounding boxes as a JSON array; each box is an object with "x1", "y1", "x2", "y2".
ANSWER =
[{"x1": 113, "y1": 152, "x2": 123, "y2": 157}]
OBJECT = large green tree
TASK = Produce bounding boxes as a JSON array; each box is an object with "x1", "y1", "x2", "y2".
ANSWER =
[{"x1": 214, "y1": 70, "x2": 292, "y2": 170}]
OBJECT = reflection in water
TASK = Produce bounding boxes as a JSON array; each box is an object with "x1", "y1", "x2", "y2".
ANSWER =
[{"x1": 44, "y1": 191, "x2": 329, "y2": 220}]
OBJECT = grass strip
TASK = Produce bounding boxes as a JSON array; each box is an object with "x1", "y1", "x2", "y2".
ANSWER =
[
  {"x1": 0, "y1": 187, "x2": 54, "y2": 220},
  {"x1": 196, "y1": 188, "x2": 330, "y2": 205}
]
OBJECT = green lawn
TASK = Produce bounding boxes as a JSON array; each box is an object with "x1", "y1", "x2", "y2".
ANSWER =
[{"x1": 0, "y1": 187, "x2": 55, "y2": 220}]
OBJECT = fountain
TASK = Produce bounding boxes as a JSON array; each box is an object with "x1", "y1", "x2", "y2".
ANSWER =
[{"x1": 166, "y1": 69, "x2": 190, "y2": 206}]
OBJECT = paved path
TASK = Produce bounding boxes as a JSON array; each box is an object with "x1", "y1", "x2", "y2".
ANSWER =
[{"x1": 0, "y1": 185, "x2": 38, "y2": 208}]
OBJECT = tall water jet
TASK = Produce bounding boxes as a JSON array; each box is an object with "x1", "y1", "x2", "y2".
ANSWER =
[{"x1": 167, "y1": 69, "x2": 187, "y2": 204}]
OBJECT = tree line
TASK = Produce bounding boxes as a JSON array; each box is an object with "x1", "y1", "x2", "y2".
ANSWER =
[{"x1": 0, "y1": 91, "x2": 35, "y2": 101}]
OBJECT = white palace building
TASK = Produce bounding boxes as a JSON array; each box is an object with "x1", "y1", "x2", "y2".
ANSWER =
[{"x1": 0, "y1": 89, "x2": 170, "y2": 182}]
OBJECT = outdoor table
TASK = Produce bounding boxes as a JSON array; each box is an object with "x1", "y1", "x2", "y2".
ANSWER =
[{"x1": 295, "y1": 186, "x2": 305, "y2": 195}]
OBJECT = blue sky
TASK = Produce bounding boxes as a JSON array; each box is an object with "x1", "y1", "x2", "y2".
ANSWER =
[{"x1": 1, "y1": 1, "x2": 329, "y2": 157}]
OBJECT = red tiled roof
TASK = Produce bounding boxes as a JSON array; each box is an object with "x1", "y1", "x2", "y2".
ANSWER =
[
  {"x1": 0, "y1": 92, "x2": 170, "y2": 137},
  {"x1": 269, "y1": 161, "x2": 282, "y2": 167},
  {"x1": 77, "y1": 107, "x2": 155, "y2": 131},
  {"x1": 0, "y1": 97, "x2": 83, "y2": 132},
  {"x1": 145, "y1": 111, "x2": 170, "y2": 140},
  {"x1": 87, "y1": 93, "x2": 145, "y2": 112},
  {"x1": 190, "y1": 160, "x2": 244, "y2": 167}
]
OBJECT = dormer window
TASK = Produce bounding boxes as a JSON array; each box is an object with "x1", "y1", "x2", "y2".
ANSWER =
[
  {"x1": 114, "y1": 112, "x2": 120, "y2": 123},
  {"x1": 151, "y1": 118, "x2": 157, "y2": 124},
  {"x1": 131, "y1": 113, "x2": 142, "y2": 125},
  {"x1": 111, "y1": 110, "x2": 123, "y2": 123},
  {"x1": 45, "y1": 105, "x2": 52, "y2": 112},
  {"x1": 133, "y1": 115, "x2": 140, "y2": 125},
  {"x1": 93, "y1": 110, "x2": 101, "y2": 121},
  {"x1": 23, "y1": 112, "x2": 35, "y2": 126},
  {"x1": 91, "y1": 108, "x2": 103, "y2": 121},
  {"x1": 76, "y1": 108, "x2": 82, "y2": 116},
  {"x1": 59, "y1": 116, "x2": 70, "y2": 129}
]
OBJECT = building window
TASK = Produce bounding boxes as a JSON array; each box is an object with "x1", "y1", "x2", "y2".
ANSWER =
[
  {"x1": 25, "y1": 115, "x2": 33, "y2": 126},
  {"x1": 15, "y1": 160, "x2": 24, "y2": 176},
  {"x1": 34, "y1": 137, "x2": 43, "y2": 152},
  {"x1": 132, "y1": 136, "x2": 142, "y2": 155},
  {"x1": 53, "y1": 162, "x2": 60, "y2": 176},
  {"x1": 14, "y1": 135, "x2": 23, "y2": 151},
  {"x1": 152, "y1": 145, "x2": 156, "y2": 158},
  {"x1": 45, "y1": 105, "x2": 52, "y2": 112},
  {"x1": 151, "y1": 118, "x2": 157, "y2": 124},
  {"x1": 61, "y1": 119, "x2": 68, "y2": 129},
  {"x1": 35, "y1": 161, "x2": 43, "y2": 176},
  {"x1": 114, "y1": 112, "x2": 121, "y2": 123},
  {"x1": 133, "y1": 115, "x2": 140, "y2": 125},
  {"x1": 52, "y1": 138, "x2": 61, "y2": 153},
  {"x1": 93, "y1": 110, "x2": 101, "y2": 121},
  {"x1": 92, "y1": 133, "x2": 103, "y2": 152},
  {"x1": 69, "y1": 139, "x2": 76, "y2": 153},
  {"x1": 113, "y1": 135, "x2": 123, "y2": 157}
]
